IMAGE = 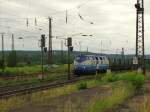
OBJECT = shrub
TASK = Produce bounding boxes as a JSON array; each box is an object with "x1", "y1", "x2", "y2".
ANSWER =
[
  {"x1": 77, "y1": 82, "x2": 87, "y2": 90},
  {"x1": 118, "y1": 72, "x2": 145, "y2": 89},
  {"x1": 17, "y1": 63, "x2": 26, "y2": 67},
  {"x1": 101, "y1": 72, "x2": 145, "y2": 89},
  {"x1": 101, "y1": 73, "x2": 118, "y2": 82}
]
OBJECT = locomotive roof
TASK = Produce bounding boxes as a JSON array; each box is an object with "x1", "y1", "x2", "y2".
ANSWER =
[{"x1": 76, "y1": 54, "x2": 106, "y2": 57}]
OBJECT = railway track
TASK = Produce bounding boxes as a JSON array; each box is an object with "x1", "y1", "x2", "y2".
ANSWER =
[
  {"x1": 0, "y1": 73, "x2": 40, "y2": 80},
  {"x1": 0, "y1": 75, "x2": 67, "y2": 92},
  {"x1": 0, "y1": 66, "x2": 133, "y2": 99},
  {"x1": 0, "y1": 75, "x2": 94, "y2": 99}
]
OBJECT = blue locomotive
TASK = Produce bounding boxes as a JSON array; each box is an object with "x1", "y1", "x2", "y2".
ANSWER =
[{"x1": 74, "y1": 55, "x2": 109, "y2": 75}]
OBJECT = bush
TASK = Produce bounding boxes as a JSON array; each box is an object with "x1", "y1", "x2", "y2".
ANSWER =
[
  {"x1": 77, "y1": 82, "x2": 87, "y2": 90},
  {"x1": 101, "y1": 72, "x2": 145, "y2": 89},
  {"x1": 102, "y1": 73, "x2": 118, "y2": 82},
  {"x1": 118, "y1": 72, "x2": 145, "y2": 89},
  {"x1": 17, "y1": 63, "x2": 26, "y2": 67}
]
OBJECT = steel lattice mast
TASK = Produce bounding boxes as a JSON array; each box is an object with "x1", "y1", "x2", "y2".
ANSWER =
[{"x1": 135, "y1": 0, "x2": 145, "y2": 73}]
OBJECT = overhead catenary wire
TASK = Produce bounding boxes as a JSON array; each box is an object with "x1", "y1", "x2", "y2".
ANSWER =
[
  {"x1": 0, "y1": 0, "x2": 93, "y2": 26},
  {"x1": 0, "y1": 0, "x2": 137, "y2": 53},
  {"x1": 0, "y1": 0, "x2": 94, "y2": 35},
  {"x1": 0, "y1": 0, "x2": 92, "y2": 20}
]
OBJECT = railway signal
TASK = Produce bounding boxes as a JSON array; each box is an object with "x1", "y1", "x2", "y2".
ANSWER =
[
  {"x1": 40, "y1": 34, "x2": 47, "y2": 79},
  {"x1": 67, "y1": 37, "x2": 73, "y2": 80},
  {"x1": 41, "y1": 35, "x2": 46, "y2": 48},
  {"x1": 53, "y1": 33, "x2": 92, "y2": 80},
  {"x1": 67, "y1": 37, "x2": 72, "y2": 46}
]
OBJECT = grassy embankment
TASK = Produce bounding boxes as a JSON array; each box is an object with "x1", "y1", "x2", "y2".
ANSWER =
[
  {"x1": 127, "y1": 97, "x2": 150, "y2": 112},
  {"x1": 140, "y1": 97, "x2": 150, "y2": 112},
  {"x1": 0, "y1": 64, "x2": 71, "y2": 75},
  {"x1": 0, "y1": 72, "x2": 145, "y2": 112},
  {"x1": 0, "y1": 65, "x2": 41, "y2": 75},
  {"x1": 87, "y1": 72, "x2": 145, "y2": 112},
  {"x1": 0, "y1": 64, "x2": 72, "y2": 86},
  {"x1": 126, "y1": 77, "x2": 150, "y2": 112},
  {"x1": 140, "y1": 77, "x2": 150, "y2": 112}
]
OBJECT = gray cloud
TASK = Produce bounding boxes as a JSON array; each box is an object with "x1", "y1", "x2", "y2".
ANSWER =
[{"x1": 0, "y1": 0, "x2": 149, "y2": 54}]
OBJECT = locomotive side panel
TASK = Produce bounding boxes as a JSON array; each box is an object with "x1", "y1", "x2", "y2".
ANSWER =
[{"x1": 74, "y1": 55, "x2": 109, "y2": 75}]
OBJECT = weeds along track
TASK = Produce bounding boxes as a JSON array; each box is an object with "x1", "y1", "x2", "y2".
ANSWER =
[
  {"x1": 0, "y1": 75, "x2": 67, "y2": 91},
  {"x1": 0, "y1": 75, "x2": 94, "y2": 99},
  {"x1": 0, "y1": 73, "x2": 41, "y2": 80},
  {"x1": 0, "y1": 75, "x2": 68, "y2": 94},
  {"x1": 0, "y1": 66, "x2": 132, "y2": 79}
]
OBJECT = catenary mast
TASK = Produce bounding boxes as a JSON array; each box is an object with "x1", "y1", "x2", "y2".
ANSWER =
[{"x1": 135, "y1": 0, "x2": 145, "y2": 73}]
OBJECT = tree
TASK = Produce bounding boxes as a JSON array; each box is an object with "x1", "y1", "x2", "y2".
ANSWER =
[
  {"x1": 7, "y1": 51, "x2": 17, "y2": 67},
  {"x1": 0, "y1": 60, "x2": 5, "y2": 69}
]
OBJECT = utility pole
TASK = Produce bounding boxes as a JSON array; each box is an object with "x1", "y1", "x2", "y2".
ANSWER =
[
  {"x1": 121, "y1": 48, "x2": 125, "y2": 58},
  {"x1": 68, "y1": 44, "x2": 70, "y2": 79},
  {"x1": 48, "y1": 17, "x2": 52, "y2": 65},
  {"x1": 100, "y1": 41, "x2": 102, "y2": 54},
  {"x1": 12, "y1": 34, "x2": 14, "y2": 51},
  {"x1": 135, "y1": 0, "x2": 145, "y2": 74},
  {"x1": 1, "y1": 33, "x2": 5, "y2": 73},
  {"x1": 121, "y1": 48, "x2": 125, "y2": 65}
]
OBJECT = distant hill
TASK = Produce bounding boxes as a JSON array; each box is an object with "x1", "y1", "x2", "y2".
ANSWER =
[{"x1": 0, "y1": 50, "x2": 150, "y2": 66}]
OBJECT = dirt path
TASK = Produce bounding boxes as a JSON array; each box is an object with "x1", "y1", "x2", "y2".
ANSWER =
[
  {"x1": 107, "y1": 80, "x2": 150, "y2": 112},
  {"x1": 11, "y1": 84, "x2": 112, "y2": 112}
]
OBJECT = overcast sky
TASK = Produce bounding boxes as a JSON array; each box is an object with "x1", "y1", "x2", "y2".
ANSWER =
[{"x1": 0, "y1": 0, "x2": 150, "y2": 54}]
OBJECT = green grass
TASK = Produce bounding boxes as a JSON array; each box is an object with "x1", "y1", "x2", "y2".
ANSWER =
[
  {"x1": 0, "y1": 64, "x2": 72, "y2": 75},
  {"x1": 0, "y1": 64, "x2": 71, "y2": 86},
  {"x1": 0, "y1": 65, "x2": 41, "y2": 75},
  {"x1": 87, "y1": 82, "x2": 134, "y2": 112},
  {"x1": 102, "y1": 72, "x2": 145, "y2": 89},
  {"x1": 77, "y1": 81, "x2": 88, "y2": 90},
  {"x1": 0, "y1": 79, "x2": 103, "y2": 112},
  {"x1": 85, "y1": 72, "x2": 145, "y2": 112},
  {"x1": 0, "y1": 72, "x2": 146, "y2": 112},
  {"x1": 0, "y1": 73, "x2": 66, "y2": 86},
  {"x1": 54, "y1": 81, "x2": 135, "y2": 112}
]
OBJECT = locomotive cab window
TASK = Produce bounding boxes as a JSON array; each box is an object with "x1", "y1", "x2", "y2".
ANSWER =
[
  {"x1": 102, "y1": 57, "x2": 105, "y2": 60},
  {"x1": 95, "y1": 57, "x2": 99, "y2": 60},
  {"x1": 99, "y1": 57, "x2": 102, "y2": 60}
]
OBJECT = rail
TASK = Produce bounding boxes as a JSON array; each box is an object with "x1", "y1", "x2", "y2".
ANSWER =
[{"x1": 0, "y1": 76, "x2": 94, "y2": 99}]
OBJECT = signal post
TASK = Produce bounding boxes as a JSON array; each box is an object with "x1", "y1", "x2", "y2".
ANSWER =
[{"x1": 67, "y1": 37, "x2": 73, "y2": 80}]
